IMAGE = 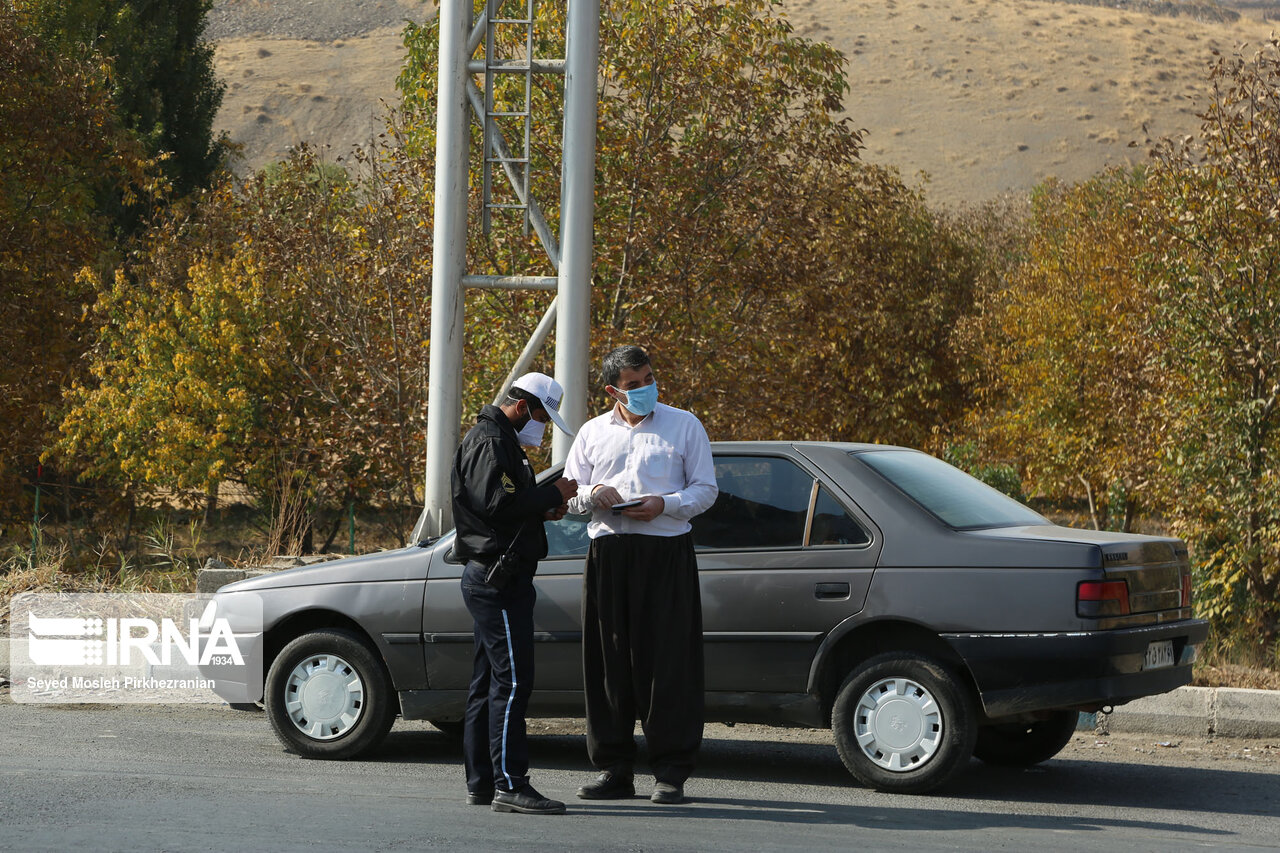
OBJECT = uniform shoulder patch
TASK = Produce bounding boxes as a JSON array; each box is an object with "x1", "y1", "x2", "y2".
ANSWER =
[{"x1": 501, "y1": 473, "x2": 516, "y2": 493}]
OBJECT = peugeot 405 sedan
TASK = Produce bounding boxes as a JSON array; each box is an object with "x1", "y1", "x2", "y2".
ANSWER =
[{"x1": 207, "y1": 442, "x2": 1207, "y2": 794}]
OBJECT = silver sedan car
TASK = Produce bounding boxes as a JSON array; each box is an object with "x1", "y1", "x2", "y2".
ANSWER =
[{"x1": 208, "y1": 442, "x2": 1207, "y2": 794}]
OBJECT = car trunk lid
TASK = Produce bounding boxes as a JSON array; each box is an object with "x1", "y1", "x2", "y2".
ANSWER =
[{"x1": 1098, "y1": 540, "x2": 1192, "y2": 625}]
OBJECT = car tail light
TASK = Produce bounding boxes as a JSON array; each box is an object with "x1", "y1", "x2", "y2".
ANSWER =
[
  {"x1": 1077, "y1": 580, "x2": 1130, "y2": 617},
  {"x1": 1181, "y1": 572, "x2": 1193, "y2": 607}
]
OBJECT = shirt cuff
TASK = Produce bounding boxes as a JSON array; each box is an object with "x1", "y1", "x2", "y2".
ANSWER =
[{"x1": 661, "y1": 494, "x2": 680, "y2": 515}]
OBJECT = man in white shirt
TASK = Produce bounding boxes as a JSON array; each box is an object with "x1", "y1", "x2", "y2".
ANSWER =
[{"x1": 563, "y1": 345, "x2": 718, "y2": 805}]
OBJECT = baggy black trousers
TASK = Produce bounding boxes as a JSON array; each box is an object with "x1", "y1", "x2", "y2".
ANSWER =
[
  {"x1": 461, "y1": 560, "x2": 536, "y2": 794},
  {"x1": 582, "y1": 532, "x2": 704, "y2": 785}
]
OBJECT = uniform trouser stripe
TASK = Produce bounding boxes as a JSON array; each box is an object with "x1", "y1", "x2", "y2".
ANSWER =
[{"x1": 499, "y1": 608, "x2": 517, "y2": 790}]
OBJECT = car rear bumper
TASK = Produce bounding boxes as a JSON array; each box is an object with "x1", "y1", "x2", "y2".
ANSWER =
[{"x1": 943, "y1": 618, "x2": 1210, "y2": 718}]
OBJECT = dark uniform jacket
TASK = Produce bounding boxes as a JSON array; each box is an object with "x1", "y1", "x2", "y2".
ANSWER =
[{"x1": 450, "y1": 405, "x2": 563, "y2": 569}]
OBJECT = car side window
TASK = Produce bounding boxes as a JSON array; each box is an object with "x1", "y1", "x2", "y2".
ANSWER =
[
  {"x1": 544, "y1": 512, "x2": 591, "y2": 558},
  {"x1": 543, "y1": 455, "x2": 871, "y2": 556},
  {"x1": 808, "y1": 485, "x2": 871, "y2": 547},
  {"x1": 692, "y1": 456, "x2": 812, "y2": 549}
]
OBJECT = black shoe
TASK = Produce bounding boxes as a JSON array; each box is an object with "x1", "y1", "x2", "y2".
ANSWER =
[
  {"x1": 650, "y1": 782, "x2": 684, "y2": 804},
  {"x1": 576, "y1": 771, "x2": 636, "y2": 800},
  {"x1": 466, "y1": 789, "x2": 494, "y2": 806},
  {"x1": 492, "y1": 786, "x2": 567, "y2": 815}
]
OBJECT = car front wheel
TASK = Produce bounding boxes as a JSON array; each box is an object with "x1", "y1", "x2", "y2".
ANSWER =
[
  {"x1": 831, "y1": 651, "x2": 978, "y2": 793},
  {"x1": 264, "y1": 629, "x2": 397, "y2": 759},
  {"x1": 973, "y1": 709, "x2": 1079, "y2": 767}
]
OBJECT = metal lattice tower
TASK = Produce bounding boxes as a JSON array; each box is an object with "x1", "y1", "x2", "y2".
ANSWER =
[
  {"x1": 481, "y1": 0, "x2": 535, "y2": 236},
  {"x1": 415, "y1": 0, "x2": 599, "y2": 540}
]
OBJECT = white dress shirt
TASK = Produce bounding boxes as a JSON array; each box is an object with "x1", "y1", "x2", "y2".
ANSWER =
[{"x1": 564, "y1": 402, "x2": 718, "y2": 539}]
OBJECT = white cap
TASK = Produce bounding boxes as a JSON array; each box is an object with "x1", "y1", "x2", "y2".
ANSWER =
[{"x1": 510, "y1": 372, "x2": 573, "y2": 436}]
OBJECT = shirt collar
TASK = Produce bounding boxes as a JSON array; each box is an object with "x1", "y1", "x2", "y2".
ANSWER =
[{"x1": 608, "y1": 402, "x2": 656, "y2": 429}]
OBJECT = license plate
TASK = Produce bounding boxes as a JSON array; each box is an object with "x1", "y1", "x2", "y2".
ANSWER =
[{"x1": 1144, "y1": 640, "x2": 1175, "y2": 670}]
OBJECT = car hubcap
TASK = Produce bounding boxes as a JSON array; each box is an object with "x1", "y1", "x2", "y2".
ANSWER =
[
  {"x1": 854, "y1": 676, "x2": 943, "y2": 772},
  {"x1": 283, "y1": 653, "x2": 365, "y2": 740}
]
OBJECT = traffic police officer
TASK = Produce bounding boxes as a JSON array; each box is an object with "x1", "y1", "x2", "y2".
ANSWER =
[{"x1": 451, "y1": 372, "x2": 577, "y2": 814}]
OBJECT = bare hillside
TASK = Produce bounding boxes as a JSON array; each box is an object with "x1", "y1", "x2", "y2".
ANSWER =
[
  {"x1": 209, "y1": 0, "x2": 1280, "y2": 206},
  {"x1": 210, "y1": 0, "x2": 429, "y2": 172}
]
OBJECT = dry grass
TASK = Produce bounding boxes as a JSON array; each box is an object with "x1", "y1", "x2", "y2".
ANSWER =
[
  {"x1": 1192, "y1": 632, "x2": 1280, "y2": 690},
  {"x1": 1193, "y1": 663, "x2": 1280, "y2": 691},
  {"x1": 0, "y1": 534, "x2": 203, "y2": 634}
]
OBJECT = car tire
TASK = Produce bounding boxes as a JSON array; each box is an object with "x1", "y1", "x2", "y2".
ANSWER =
[
  {"x1": 264, "y1": 629, "x2": 397, "y2": 759},
  {"x1": 831, "y1": 651, "x2": 978, "y2": 794},
  {"x1": 972, "y1": 709, "x2": 1079, "y2": 767}
]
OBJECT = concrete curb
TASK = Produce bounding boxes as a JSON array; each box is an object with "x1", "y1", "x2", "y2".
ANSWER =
[
  {"x1": 1, "y1": 633, "x2": 1275, "y2": 736},
  {"x1": 1086, "y1": 685, "x2": 1280, "y2": 738}
]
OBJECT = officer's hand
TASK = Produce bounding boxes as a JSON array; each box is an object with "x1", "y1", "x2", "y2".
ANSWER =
[
  {"x1": 555, "y1": 477, "x2": 578, "y2": 502},
  {"x1": 545, "y1": 503, "x2": 568, "y2": 521},
  {"x1": 622, "y1": 495, "x2": 665, "y2": 522},
  {"x1": 590, "y1": 485, "x2": 623, "y2": 508}
]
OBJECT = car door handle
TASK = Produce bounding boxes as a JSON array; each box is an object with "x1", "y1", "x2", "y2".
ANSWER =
[{"x1": 814, "y1": 582, "x2": 850, "y2": 600}]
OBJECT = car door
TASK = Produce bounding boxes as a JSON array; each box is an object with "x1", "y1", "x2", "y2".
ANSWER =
[
  {"x1": 420, "y1": 512, "x2": 588, "y2": 693},
  {"x1": 694, "y1": 450, "x2": 882, "y2": 694},
  {"x1": 526, "y1": 513, "x2": 590, "y2": 690}
]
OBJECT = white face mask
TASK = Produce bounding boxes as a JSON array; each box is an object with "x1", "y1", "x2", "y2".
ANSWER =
[{"x1": 516, "y1": 418, "x2": 546, "y2": 448}]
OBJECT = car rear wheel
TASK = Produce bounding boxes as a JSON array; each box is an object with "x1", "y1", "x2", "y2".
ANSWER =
[
  {"x1": 831, "y1": 652, "x2": 978, "y2": 794},
  {"x1": 973, "y1": 709, "x2": 1079, "y2": 767},
  {"x1": 264, "y1": 629, "x2": 397, "y2": 759}
]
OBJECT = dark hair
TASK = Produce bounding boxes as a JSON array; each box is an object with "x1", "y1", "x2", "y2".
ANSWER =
[
  {"x1": 601, "y1": 345, "x2": 650, "y2": 388},
  {"x1": 504, "y1": 387, "x2": 543, "y2": 412}
]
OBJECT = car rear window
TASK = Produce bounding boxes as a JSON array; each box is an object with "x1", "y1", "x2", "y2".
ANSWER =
[{"x1": 856, "y1": 450, "x2": 1047, "y2": 530}]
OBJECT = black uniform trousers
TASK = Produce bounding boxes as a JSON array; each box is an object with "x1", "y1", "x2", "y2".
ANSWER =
[
  {"x1": 582, "y1": 532, "x2": 704, "y2": 785},
  {"x1": 461, "y1": 560, "x2": 537, "y2": 794}
]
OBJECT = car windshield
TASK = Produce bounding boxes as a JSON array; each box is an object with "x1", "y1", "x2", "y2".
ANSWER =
[{"x1": 856, "y1": 450, "x2": 1047, "y2": 530}]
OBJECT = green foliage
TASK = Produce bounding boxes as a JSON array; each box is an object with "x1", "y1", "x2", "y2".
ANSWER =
[{"x1": 17, "y1": 0, "x2": 227, "y2": 201}]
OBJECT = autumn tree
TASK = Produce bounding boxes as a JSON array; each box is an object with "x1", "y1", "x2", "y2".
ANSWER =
[
  {"x1": 55, "y1": 140, "x2": 436, "y2": 551},
  {"x1": 770, "y1": 170, "x2": 985, "y2": 449},
  {"x1": 0, "y1": 5, "x2": 153, "y2": 518},
  {"x1": 1141, "y1": 38, "x2": 1280, "y2": 641},
  {"x1": 968, "y1": 171, "x2": 1164, "y2": 531}
]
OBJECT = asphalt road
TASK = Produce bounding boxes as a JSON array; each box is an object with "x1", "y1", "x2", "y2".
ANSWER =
[{"x1": 1, "y1": 698, "x2": 1277, "y2": 853}]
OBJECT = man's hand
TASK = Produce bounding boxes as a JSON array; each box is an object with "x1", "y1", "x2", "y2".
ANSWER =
[
  {"x1": 621, "y1": 495, "x2": 665, "y2": 522},
  {"x1": 544, "y1": 503, "x2": 569, "y2": 521},
  {"x1": 555, "y1": 477, "x2": 579, "y2": 502},
  {"x1": 590, "y1": 484, "x2": 624, "y2": 508}
]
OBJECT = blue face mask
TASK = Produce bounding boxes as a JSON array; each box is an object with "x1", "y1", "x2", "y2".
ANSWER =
[{"x1": 617, "y1": 383, "x2": 658, "y2": 417}]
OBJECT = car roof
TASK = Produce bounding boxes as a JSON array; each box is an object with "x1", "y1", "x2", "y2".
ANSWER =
[{"x1": 707, "y1": 440, "x2": 915, "y2": 454}]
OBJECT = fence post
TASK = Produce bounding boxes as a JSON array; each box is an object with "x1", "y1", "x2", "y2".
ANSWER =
[{"x1": 31, "y1": 461, "x2": 43, "y2": 563}]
